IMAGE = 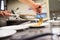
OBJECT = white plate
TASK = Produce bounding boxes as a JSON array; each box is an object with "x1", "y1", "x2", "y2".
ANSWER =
[
  {"x1": 47, "y1": 20, "x2": 60, "y2": 22},
  {"x1": 0, "y1": 23, "x2": 49, "y2": 30},
  {"x1": 0, "y1": 25, "x2": 30, "y2": 30},
  {"x1": 0, "y1": 29, "x2": 16, "y2": 38},
  {"x1": 25, "y1": 22, "x2": 50, "y2": 27},
  {"x1": 52, "y1": 27, "x2": 60, "y2": 35}
]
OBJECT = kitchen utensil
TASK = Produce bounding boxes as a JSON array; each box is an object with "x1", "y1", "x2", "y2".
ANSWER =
[
  {"x1": 7, "y1": 20, "x2": 29, "y2": 26},
  {"x1": 0, "y1": 0, "x2": 5, "y2": 11},
  {"x1": 28, "y1": 6, "x2": 43, "y2": 27},
  {"x1": 35, "y1": 6, "x2": 43, "y2": 26},
  {"x1": 0, "y1": 29, "x2": 16, "y2": 38},
  {"x1": 36, "y1": 14, "x2": 43, "y2": 26},
  {"x1": 30, "y1": 13, "x2": 43, "y2": 27}
]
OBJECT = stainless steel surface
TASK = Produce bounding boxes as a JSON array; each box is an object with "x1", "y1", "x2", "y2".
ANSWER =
[
  {"x1": 1, "y1": 20, "x2": 60, "y2": 40},
  {"x1": 49, "y1": 20, "x2": 60, "y2": 40},
  {"x1": 0, "y1": 22, "x2": 52, "y2": 40},
  {"x1": 0, "y1": 17, "x2": 7, "y2": 27},
  {"x1": 9, "y1": 27, "x2": 51, "y2": 40}
]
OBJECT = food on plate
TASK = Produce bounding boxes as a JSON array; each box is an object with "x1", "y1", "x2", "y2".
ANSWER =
[{"x1": 31, "y1": 18, "x2": 43, "y2": 27}]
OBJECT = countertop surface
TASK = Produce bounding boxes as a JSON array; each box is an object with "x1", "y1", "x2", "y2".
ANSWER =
[
  {"x1": 0, "y1": 20, "x2": 60, "y2": 40},
  {"x1": 0, "y1": 22, "x2": 52, "y2": 40}
]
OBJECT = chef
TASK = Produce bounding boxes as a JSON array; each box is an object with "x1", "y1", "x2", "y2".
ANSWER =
[
  {"x1": 0, "y1": 0, "x2": 42, "y2": 26},
  {"x1": 0, "y1": 0, "x2": 42, "y2": 16}
]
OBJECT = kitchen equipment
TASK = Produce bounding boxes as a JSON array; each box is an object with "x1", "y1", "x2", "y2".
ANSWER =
[
  {"x1": 27, "y1": 6, "x2": 43, "y2": 27},
  {"x1": 36, "y1": 14, "x2": 43, "y2": 26},
  {"x1": 52, "y1": 13, "x2": 57, "y2": 20},
  {"x1": 28, "y1": 6, "x2": 46, "y2": 27},
  {"x1": 7, "y1": 20, "x2": 28, "y2": 26},
  {"x1": 7, "y1": 13, "x2": 29, "y2": 26},
  {"x1": 10, "y1": 24, "x2": 52, "y2": 40},
  {"x1": 30, "y1": 13, "x2": 47, "y2": 27},
  {"x1": 0, "y1": 29, "x2": 16, "y2": 38},
  {"x1": 0, "y1": 22, "x2": 50, "y2": 30},
  {"x1": 8, "y1": 14, "x2": 20, "y2": 20},
  {"x1": 19, "y1": 33, "x2": 53, "y2": 40},
  {"x1": 8, "y1": 9, "x2": 21, "y2": 21},
  {"x1": 36, "y1": 6, "x2": 43, "y2": 26},
  {"x1": 0, "y1": 0, "x2": 4, "y2": 11},
  {"x1": 47, "y1": 20, "x2": 60, "y2": 40}
]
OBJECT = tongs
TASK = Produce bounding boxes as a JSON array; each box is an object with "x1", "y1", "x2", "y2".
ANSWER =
[
  {"x1": 36, "y1": 6, "x2": 43, "y2": 26},
  {"x1": 30, "y1": 6, "x2": 43, "y2": 27},
  {"x1": 36, "y1": 14, "x2": 43, "y2": 26}
]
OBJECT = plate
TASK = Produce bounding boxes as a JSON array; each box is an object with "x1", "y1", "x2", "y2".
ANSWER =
[
  {"x1": 52, "y1": 27, "x2": 60, "y2": 35},
  {"x1": 0, "y1": 23, "x2": 49, "y2": 30},
  {"x1": 0, "y1": 25, "x2": 30, "y2": 30},
  {"x1": 0, "y1": 29, "x2": 16, "y2": 38},
  {"x1": 47, "y1": 20, "x2": 60, "y2": 22},
  {"x1": 25, "y1": 22, "x2": 50, "y2": 27}
]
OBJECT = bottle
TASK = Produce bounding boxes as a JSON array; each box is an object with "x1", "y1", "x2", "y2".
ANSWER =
[
  {"x1": 1, "y1": 0, "x2": 4, "y2": 11},
  {"x1": 53, "y1": 13, "x2": 56, "y2": 20}
]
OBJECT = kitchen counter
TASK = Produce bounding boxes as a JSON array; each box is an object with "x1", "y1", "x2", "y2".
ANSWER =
[
  {"x1": 10, "y1": 28, "x2": 52, "y2": 40},
  {"x1": 0, "y1": 22, "x2": 52, "y2": 40}
]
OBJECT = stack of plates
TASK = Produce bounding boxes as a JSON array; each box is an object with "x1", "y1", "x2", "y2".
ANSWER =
[
  {"x1": 0, "y1": 22, "x2": 50, "y2": 30},
  {"x1": 0, "y1": 25, "x2": 30, "y2": 30}
]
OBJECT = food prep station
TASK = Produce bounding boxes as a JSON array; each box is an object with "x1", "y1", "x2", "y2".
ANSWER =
[
  {"x1": 0, "y1": 21, "x2": 52, "y2": 40},
  {"x1": 0, "y1": 0, "x2": 60, "y2": 40},
  {"x1": 0, "y1": 20, "x2": 60, "y2": 40}
]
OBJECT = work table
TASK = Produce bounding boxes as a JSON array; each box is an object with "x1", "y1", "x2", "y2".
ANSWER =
[
  {"x1": 0, "y1": 22, "x2": 52, "y2": 40},
  {"x1": 1, "y1": 20, "x2": 60, "y2": 40}
]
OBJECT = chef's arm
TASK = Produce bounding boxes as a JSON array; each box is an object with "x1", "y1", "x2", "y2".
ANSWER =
[
  {"x1": 18, "y1": 0, "x2": 42, "y2": 13},
  {"x1": 18, "y1": 0, "x2": 35, "y2": 7}
]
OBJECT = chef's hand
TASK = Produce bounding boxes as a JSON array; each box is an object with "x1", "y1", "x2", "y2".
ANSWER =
[
  {"x1": 31, "y1": 3, "x2": 42, "y2": 13},
  {"x1": 19, "y1": 0, "x2": 42, "y2": 14},
  {"x1": 0, "y1": 11, "x2": 11, "y2": 17}
]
